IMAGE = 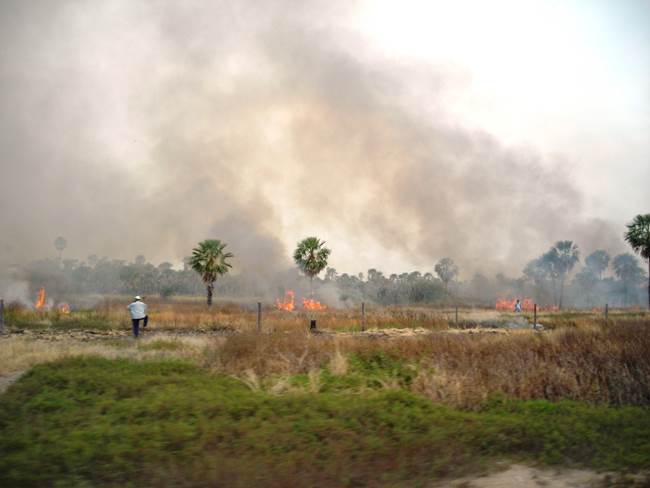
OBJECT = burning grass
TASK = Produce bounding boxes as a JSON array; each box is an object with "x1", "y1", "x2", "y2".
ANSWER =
[
  {"x1": 5, "y1": 296, "x2": 646, "y2": 333},
  {"x1": 4, "y1": 299, "x2": 453, "y2": 332}
]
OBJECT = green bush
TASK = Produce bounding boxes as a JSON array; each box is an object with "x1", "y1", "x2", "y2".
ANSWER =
[{"x1": 0, "y1": 357, "x2": 648, "y2": 487}]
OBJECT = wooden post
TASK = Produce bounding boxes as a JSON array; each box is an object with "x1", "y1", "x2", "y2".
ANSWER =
[
  {"x1": 533, "y1": 303, "x2": 537, "y2": 328},
  {"x1": 256, "y1": 302, "x2": 262, "y2": 333},
  {"x1": 310, "y1": 319, "x2": 317, "y2": 331},
  {"x1": 455, "y1": 306, "x2": 458, "y2": 327},
  {"x1": 361, "y1": 302, "x2": 366, "y2": 331},
  {"x1": 605, "y1": 303, "x2": 608, "y2": 322},
  {"x1": 0, "y1": 299, "x2": 5, "y2": 334}
]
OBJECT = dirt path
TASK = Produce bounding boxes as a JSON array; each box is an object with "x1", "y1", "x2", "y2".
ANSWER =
[
  {"x1": 0, "y1": 370, "x2": 25, "y2": 394},
  {"x1": 1, "y1": 326, "x2": 513, "y2": 343}
]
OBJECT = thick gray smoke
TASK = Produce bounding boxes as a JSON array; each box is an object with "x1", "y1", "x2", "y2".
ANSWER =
[{"x1": 0, "y1": 0, "x2": 625, "y2": 279}]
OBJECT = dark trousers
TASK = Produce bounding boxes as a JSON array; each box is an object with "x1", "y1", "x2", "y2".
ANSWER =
[{"x1": 131, "y1": 316, "x2": 148, "y2": 337}]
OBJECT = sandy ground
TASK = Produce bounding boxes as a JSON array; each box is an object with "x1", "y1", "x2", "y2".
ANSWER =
[
  {"x1": 325, "y1": 327, "x2": 512, "y2": 338},
  {"x1": 433, "y1": 463, "x2": 646, "y2": 487}
]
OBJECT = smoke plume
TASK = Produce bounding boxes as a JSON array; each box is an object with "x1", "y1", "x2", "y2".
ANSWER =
[{"x1": 0, "y1": 0, "x2": 625, "y2": 279}]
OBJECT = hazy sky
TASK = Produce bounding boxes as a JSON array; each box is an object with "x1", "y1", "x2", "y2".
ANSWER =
[
  {"x1": 0, "y1": 0, "x2": 648, "y2": 276},
  {"x1": 352, "y1": 0, "x2": 649, "y2": 218}
]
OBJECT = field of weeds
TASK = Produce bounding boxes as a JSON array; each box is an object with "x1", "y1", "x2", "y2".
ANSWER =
[
  {"x1": 1, "y1": 303, "x2": 649, "y2": 486},
  {"x1": 2, "y1": 311, "x2": 649, "y2": 408}
]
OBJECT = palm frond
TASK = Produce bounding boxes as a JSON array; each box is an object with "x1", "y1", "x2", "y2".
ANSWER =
[
  {"x1": 293, "y1": 236, "x2": 331, "y2": 278},
  {"x1": 189, "y1": 239, "x2": 234, "y2": 284}
]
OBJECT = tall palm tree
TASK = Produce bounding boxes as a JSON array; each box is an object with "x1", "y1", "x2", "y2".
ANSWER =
[
  {"x1": 293, "y1": 237, "x2": 330, "y2": 296},
  {"x1": 585, "y1": 250, "x2": 610, "y2": 280},
  {"x1": 612, "y1": 253, "x2": 645, "y2": 306},
  {"x1": 551, "y1": 240, "x2": 580, "y2": 310},
  {"x1": 54, "y1": 236, "x2": 67, "y2": 260},
  {"x1": 324, "y1": 267, "x2": 338, "y2": 282},
  {"x1": 189, "y1": 239, "x2": 233, "y2": 306},
  {"x1": 524, "y1": 257, "x2": 550, "y2": 304},
  {"x1": 434, "y1": 257, "x2": 458, "y2": 294},
  {"x1": 624, "y1": 214, "x2": 650, "y2": 308}
]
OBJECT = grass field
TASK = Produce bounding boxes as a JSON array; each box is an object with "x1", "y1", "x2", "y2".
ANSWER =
[
  {"x1": 1, "y1": 357, "x2": 649, "y2": 487},
  {"x1": 1, "y1": 303, "x2": 649, "y2": 486}
]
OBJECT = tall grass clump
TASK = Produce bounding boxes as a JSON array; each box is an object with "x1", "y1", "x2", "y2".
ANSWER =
[{"x1": 201, "y1": 321, "x2": 650, "y2": 408}]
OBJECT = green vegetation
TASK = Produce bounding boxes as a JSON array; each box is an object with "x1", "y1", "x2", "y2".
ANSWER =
[
  {"x1": 189, "y1": 239, "x2": 234, "y2": 306},
  {"x1": 293, "y1": 236, "x2": 331, "y2": 295},
  {"x1": 1, "y1": 357, "x2": 649, "y2": 487},
  {"x1": 624, "y1": 213, "x2": 650, "y2": 308}
]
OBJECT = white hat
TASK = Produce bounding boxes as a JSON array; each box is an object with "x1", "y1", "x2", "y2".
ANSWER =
[{"x1": 134, "y1": 295, "x2": 142, "y2": 300}]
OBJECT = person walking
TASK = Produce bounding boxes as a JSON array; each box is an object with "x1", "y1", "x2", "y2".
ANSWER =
[
  {"x1": 127, "y1": 296, "x2": 148, "y2": 338},
  {"x1": 514, "y1": 299, "x2": 522, "y2": 313}
]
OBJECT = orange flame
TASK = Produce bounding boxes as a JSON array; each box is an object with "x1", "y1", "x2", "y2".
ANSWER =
[
  {"x1": 35, "y1": 287, "x2": 46, "y2": 310},
  {"x1": 58, "y1": 303, "x2": 70, "y2": 314},
  {"x1": 495, "y1": 298, "x2": 535, "y2": 312},
  {"x1": 276, "y1": 290, "x2": 327, "y2": 311},
  {"x1": 276, "y1": 290, "x2": 295, "y2": 311},
  {"x1": 302, "y1": 297, "x2": 327, "y2": 311}
]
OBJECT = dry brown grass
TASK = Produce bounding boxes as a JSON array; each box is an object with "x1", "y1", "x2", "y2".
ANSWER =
[
  {"x1": 135, "y1": 302, "x2": 454, "y2": 332},
  {"x1": 10, "y1": 296, "x2": 646, "y2": 333},
  {"x1": 8, "y1": 299, "x2": 456, "y2": 331},
  {"x1": 3, "y1": 301, "x2": 649, "y2": 409},
  {"x1": 197, "y1": 320, "x2": 650, "y2": 408},
  {"x1": 409, "y1": 322, "x2": 650, "y2": 408},
  {"x1": 0, "y1": 334, "x2": 210, "y2": 375}
]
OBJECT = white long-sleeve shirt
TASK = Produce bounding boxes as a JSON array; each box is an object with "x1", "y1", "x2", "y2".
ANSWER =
[{"x1": 127, "y1": 301, "x2": 147, "y2": 319}]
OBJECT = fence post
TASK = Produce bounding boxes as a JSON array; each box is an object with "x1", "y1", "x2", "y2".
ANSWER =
[
  {"x1": 605, "y1": 303, "x2": 608, "y2": 322},
  {"x1": 256, "y1": 302, "x2": 261, "y2": 333},
  {"x1": 455, "y1": 306, "x2": 458, "y2": 326},
  {"x1": 533, "y1": 303, "x2": 537, "y2": 328},
  {"x1": 310, "y1": 319, "x2": 317, "y2": 331},
  {"x1": 0, "y1": 299, "x2": 5, "y2": 334},
  {"x1": 361, "y1": 302, "x2": 365, "y2": 331}
]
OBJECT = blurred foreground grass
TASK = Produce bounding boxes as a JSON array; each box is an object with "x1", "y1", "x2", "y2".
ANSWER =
[{"x1": 1, "y1": 357, "x2": 648, "y2": 487}]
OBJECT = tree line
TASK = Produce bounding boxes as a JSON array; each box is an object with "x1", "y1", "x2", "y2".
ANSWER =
[{"x1": 12, "y1": 214, "x2": 650, "y2": 309}]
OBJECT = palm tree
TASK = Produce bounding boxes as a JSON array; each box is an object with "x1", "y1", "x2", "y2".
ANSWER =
[
  {"x1": 324, "y1": 267, "x2": 338, "y2": 282},
  {"x1": 612, "y1": 253, "x2": 646, "y2": 306},
  {"x1": 585, "y1": 250, "x2": 610, "y2": 280},
  {"x1": 573, "y1": 267, "x2": 597, "y2": 308},
  {"x1": 551, "y1": 240, "x2": 580, "y2": 310},
  {"x1": 624, "y1": 214, "x2": 650, "y2": 308},
  {"x1": 434, "y1": 258, "x2": 459, "y2": 294},
  {"x1": 54, "y1": 236, "x2": 67, "y2": 260},
  {"x1": 189, "y1": 239, "x2": 233, "y2": 306},
  {"x1": 293, "y1": 237, "x2": 330, "y2": 296}
]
